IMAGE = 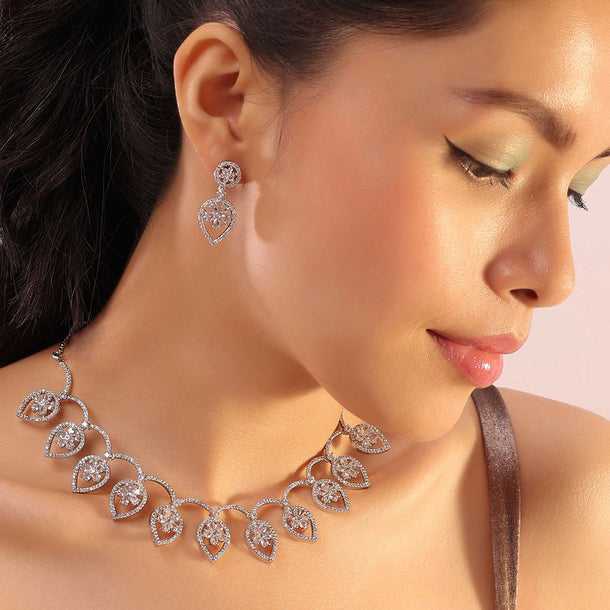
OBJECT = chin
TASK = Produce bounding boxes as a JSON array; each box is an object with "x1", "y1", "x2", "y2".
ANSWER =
[{"x1": 343, "y1": 380, "x2": 474, "y2": 444}]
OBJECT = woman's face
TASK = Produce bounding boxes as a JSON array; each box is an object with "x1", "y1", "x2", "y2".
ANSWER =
[{"x1": 241, "y1": 0, "x2": 610, "y2": 439}]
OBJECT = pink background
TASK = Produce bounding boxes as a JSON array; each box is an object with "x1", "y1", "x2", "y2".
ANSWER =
[{"x1": 500, "y1": 167, "x2": 609, "y2": 419}]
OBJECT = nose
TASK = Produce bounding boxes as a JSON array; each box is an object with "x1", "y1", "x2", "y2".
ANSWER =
[{"x1": 485, "y1": 194, "x2": 576, "y2": 308}]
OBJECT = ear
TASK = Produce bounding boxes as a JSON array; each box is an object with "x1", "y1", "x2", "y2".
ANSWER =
[{"x1": 173, "y1": 22, "x2": 278, "y2": 179}]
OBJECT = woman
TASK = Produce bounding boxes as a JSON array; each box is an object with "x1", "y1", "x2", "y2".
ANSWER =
[{"x1": 0, "y1": 1, "x2": 608, "y2": 608}]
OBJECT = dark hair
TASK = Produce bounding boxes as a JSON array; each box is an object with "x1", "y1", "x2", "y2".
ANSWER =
[{"x1": 0, "y1": 0, "x2": 496, "y2": 367}]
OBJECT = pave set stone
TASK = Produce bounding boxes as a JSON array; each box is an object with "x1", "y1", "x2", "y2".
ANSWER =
[
  {"x1": 198, "y1": 161, "x2": 241, "y2": 246},
  {"x1": 150, "y1": 505, "x2": 184, "y2": 546},
  {"x1": 312, "y1": 479, "x2": 350, "y2": 512},
  {"x1": 202, "y1": 518, "x2": 228, "y2": 545},
  {"x1": 80, "y1": 456, "x2": 107, "y2": 482},
  {"x1": 282, "y1": 504, "x2": 318, "y2": 541},
  {"x1": 16, "y1": 389, "x2": 60, "y2": 422},
  {"x1": 109, "y1": 479, "x2": 148, "y2": 520},
  {"x1": 56, "y1": 424, "x2": 81, "y2": 450},
  {"x1": 285, "y1": 506, "x2": 310, "y2": 531},
  {"x1": 72, "y1": 455, "x2": 111, "y2": 493},
  {"x1": 16, "y1": 335, "x2": 392, "y2": 563},
  {"x1": 331, "y1": 455, "x2": 370, "y2": 489},
  {"x1": 155, "y1": 506, "x2": 182, "y2": 534},
  {"x1": 115, "y1": 480, "x2": 144, "y2": 506},
  {"x1": 197, "y1": 516, "x2": 231, "y2": 562},
  {"x1": 248, "y1": 520, "x2": 274, "y2": 548},
  {"x1": 349, "y1": 423, "x2": 392, "y2": 454},
  {"x1": 31, "y1": 391, "x2": 56, "y2": 416},
  {"x1": 199, "y1": 198, "x2": 235, "y2": 230},
  {"x1": 45, "y1": 422, "x2": 86, "y2": 458},
  {"x1": 245, "y1": 519, "x2": 278, "y2": 563}
]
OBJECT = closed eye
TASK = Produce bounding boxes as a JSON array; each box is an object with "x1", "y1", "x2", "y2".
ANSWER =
[{"x1": 443, "y1": 136, "x2": 589, "y2": 211}]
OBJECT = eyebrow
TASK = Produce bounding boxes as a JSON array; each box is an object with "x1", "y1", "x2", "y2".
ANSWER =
[{"x1": 448, "y1": 86, "x2": 610, "y2": 160}]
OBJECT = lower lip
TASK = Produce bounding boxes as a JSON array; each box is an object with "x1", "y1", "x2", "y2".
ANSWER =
[{"x1": 428, "y1": 331, "x2": 503, "y2": 387}]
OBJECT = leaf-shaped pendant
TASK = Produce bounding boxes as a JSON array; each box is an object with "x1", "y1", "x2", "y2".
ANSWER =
[
  {"x1": 282, "y1": 504, "x2": 318, "y2": 541},
  {"x1": 150, "y1": 505, "x2": 184, "y2": 546},
  {"x1": 331, "y1": 455, "x2": 370, "y2": 489},
  {"x1": 311, "y1": 479, "x2": 350, "y2": 512},
  {"x1": 244, "y1": 519, "x2": 278, "y2": 563},
  {"x1": 71, "y1": 455, "x2": 111, "y2": 493},
  {"x1": 109, "y1": 479, "x2": 148, "y2": 520},
  {"x1": 44, "y1": 422, "x2": 85, "y2": 458},
  {"x1": 197, "y1": 197, "x2": 237, "y2": 246},
  {"x1": 197, "y1": 516, "x2": 231, "y2": 562},
  {"x1": 16, "y1": 389, "x2": 61, "y2": 423},
  {"x1": 348, "y1": 423, "x2": 391, "y2": 454}
]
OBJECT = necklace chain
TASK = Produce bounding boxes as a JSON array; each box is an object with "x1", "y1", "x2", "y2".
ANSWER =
[{"x1": 15, "y1": 325, "x2": 391, "y2": 563}]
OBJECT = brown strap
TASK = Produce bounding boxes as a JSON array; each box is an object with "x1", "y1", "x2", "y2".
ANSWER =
[{"x1": 471, "y1": 385, "x2": 521, "y2": 610}]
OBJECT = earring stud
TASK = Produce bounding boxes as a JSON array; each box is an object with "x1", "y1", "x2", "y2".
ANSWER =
[{"x1": 197, "y1": 160, "x2": 242, "y2": 246}]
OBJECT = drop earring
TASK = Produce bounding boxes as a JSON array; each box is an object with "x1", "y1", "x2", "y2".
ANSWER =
[{"x1": 197, "y1": 160, "x2": 242, "y2": 246}]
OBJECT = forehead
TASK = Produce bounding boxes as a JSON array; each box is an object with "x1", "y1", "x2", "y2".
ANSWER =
[
  {"x1": 322, "y1": 0, "x2": 610, "y2": 143},
  {"x1": 447, "y1": 0, "x2": 610, "y2": 112}
]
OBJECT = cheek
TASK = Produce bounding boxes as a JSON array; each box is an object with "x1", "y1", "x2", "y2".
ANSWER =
[
  {"x1": 272, "y1": 108, "x2": 466, "y2": 338},
  {"x1": 245, "y1": 95, "x2": 478, "y2": 440},
  {"x1": 252, "y1": 95, "x2": 474, "y2": 337}
]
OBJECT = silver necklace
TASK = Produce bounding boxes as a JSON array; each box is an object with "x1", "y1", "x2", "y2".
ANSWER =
[{"x1": 15, "y1": 326, "x2": 391, "y2": 563}]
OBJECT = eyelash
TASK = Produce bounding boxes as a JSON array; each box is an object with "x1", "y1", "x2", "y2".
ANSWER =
[{"x1": 444, "y1": 137, "x2": 589, "y2": 211}]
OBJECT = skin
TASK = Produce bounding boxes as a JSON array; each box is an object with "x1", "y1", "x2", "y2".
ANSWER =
[{"x1": 0, "y1": 0, "x2": 609, "y2": 607}]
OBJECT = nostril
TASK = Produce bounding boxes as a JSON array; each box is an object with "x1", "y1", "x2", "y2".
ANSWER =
[{"x1": 511, "y1": 288, "x2": 538, "y2": 301}]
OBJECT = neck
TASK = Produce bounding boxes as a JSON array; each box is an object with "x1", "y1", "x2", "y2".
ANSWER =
[{"x1": 58, "y1": 168, "x2": 378, "y2": 508}]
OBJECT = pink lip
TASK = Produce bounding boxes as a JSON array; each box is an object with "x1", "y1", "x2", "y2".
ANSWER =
[{"x1": 427, "y1": 330, "x2": 527, "y2": 387}]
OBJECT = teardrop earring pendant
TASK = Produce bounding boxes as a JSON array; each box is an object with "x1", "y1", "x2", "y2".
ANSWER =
[{"x1": 197, "y1": 160, "x2": 242, "y2": 246}]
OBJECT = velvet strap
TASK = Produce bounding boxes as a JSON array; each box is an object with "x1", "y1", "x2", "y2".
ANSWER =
[{"x1": 471, "y1": 385, "x2": 521, "y2": 610}]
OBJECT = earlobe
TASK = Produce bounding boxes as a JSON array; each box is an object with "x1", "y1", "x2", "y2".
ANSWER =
[{"x1": 173, "y1": 23, "x2": 253, "y2": 170}]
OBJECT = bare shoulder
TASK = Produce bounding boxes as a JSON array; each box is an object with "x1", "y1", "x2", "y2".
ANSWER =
[
  {"x1": 0, "y1": 343, "x2": 78, "y2": 593},
  {"x1": 495, "y1": 386, "x2": 609, "y2": 482},
  {"x1": 0, "y1": 341, "x2": 63, "y2": 481},
  {"x1": 496, "y1": 385, "x2": 609, "y2": 466},
  {"x1": 0, "y1": 341, "x2": 62, "y2": 408},
  {"x1": 495, "y1": 386, "x2": 609, "y2": 608}
]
